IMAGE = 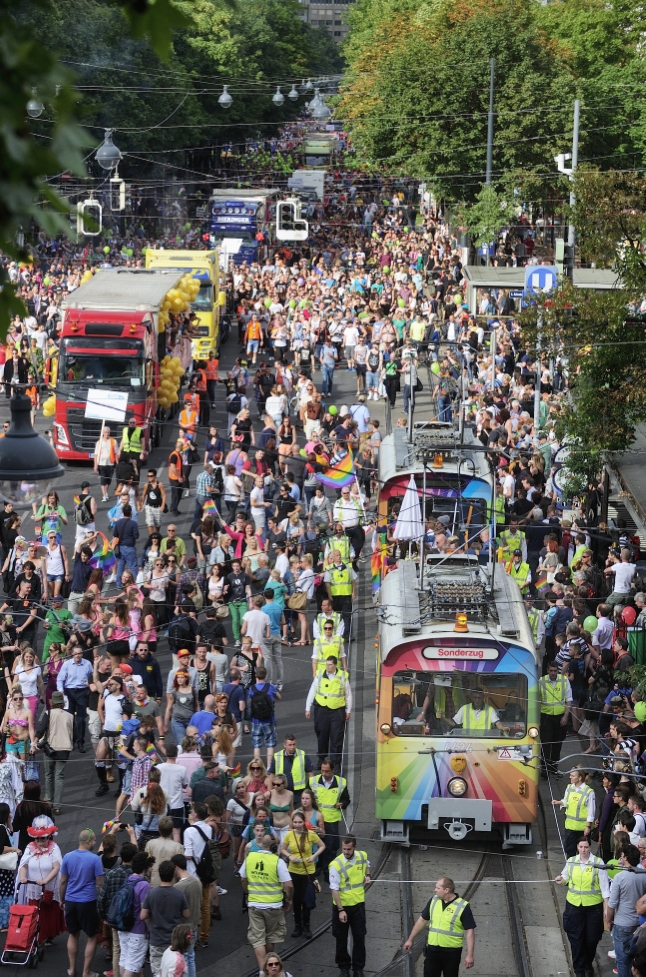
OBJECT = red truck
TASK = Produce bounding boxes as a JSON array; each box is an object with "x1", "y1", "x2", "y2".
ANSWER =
[{"x1": 53, "y1": 268, "x2": 184, "y2": 461}]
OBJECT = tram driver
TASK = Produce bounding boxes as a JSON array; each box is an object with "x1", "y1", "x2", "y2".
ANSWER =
[{"x1": 448, "y1": 688, "x2": 511, "y2": 736}]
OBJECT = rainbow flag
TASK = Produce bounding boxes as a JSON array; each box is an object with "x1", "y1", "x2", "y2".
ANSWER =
[
  {"x1": 371, "y1": 534, "x2": 388, "y2": 594},
  {"x1": 89, "y1": 530, "x2": 117, "y2": 572},
  {"x1": 534, "y1": 574, "x2": 550, "y2": 595},
  {"x1": 73, "y1": 495, "x2": 81, "y2": 506},
  {"x1": 315, "y1": 450, "x2": 355, "y2": 490},
  {"x1": 202, "y1": 499, "x2": 217, "y2": 515}
]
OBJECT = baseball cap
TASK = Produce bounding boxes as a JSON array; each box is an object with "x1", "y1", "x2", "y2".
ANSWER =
[
  {"x1": 81, "y1": 481, "x2": 91, "y2": 489},
  {"x1": 118, "y1": 663, "x2": 133, "y2": 676},
  {"x1": 177, "y1": 649, "x2": 191, "y2": 658},
  {"x1": 51, "y1": 595, "x2": 64, "y2": 604}
]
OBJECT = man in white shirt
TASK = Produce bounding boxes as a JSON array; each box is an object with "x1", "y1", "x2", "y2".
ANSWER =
[
  {"x1": 241, "y1": 596, "x2": 271, "y2": 646},
  {"x1": 157, "y1": 745, "x2": 189, "y2": 841},
  {"x1": 605, "y1": 549, "x2": 636, "y2": 607},
  {"x1": 592, "y1": 604, "x2": 615, "y2": 652},
  {"x1": 333, "y1": 489, "x2": 364, "y2": 566},
  {"x1": 240, "y1": 833, "x2": 293, "y2": 971},
  {"x1": 349, "y1": 397, "x2": 371, "y2": 434}
]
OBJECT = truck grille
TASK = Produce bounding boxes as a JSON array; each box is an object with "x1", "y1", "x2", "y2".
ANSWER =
[{"x1": 67, "y1": 408, "x2": 105, "y2": 453}]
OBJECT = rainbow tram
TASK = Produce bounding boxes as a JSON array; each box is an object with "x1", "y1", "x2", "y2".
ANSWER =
[{"x1": 376, "y1": 425, "x2": 539, "y2": 846}]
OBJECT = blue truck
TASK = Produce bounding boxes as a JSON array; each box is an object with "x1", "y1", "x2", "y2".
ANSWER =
[{"x1": 209, "y1": 188, "x2": 278, "y2": 268}]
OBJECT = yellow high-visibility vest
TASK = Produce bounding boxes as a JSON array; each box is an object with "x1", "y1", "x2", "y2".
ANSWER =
[
  {"x1": 329, "y1": 851, "x2": 368, "y2": 906},
  {"x1": 459, "y1": 703, "x2": 496, "y2": 732},
  {"x1": 539, "y1": 676, "x2": 567, "y2": 715},
  {"x1": 313, "y1": 637, "x2": 344, "y2": 674},
  {"x1": 314, "y1": 669, "x2": 348, "y2": 710},
  {"x1": 565, "y1": 855, "x2": 604, "y2": 907},
  {"x1": 427, "y1": 896, "x2": 470, "y2": 948},
  {"x1": 311, "y1": 774, "x2": 346, "y2": 823},
  {"x1": 329, "y1": 565, "x2": 353, "y2": 597},
  {"x1": 121, "y1": 426, "x2": 142, "y2": 453},
  {"x1": 245, "y1": 851, "x2": 283, "y2": 905},
  {"x1": 274, "y1": 749, "x2": 307, "y2": 791},
  {"x1": 563, "y1": 783, "x2": 593, "y2": 830}
]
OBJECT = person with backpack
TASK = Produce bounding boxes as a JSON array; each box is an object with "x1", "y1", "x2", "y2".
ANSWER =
[
  {"x1": 183, "y1": 802, "x2": 216, "y2": 948},
  {"x1": 248, "y1": 664, "x2": 281, "y2": 766},
  {"x1": 74, "y1": 481, "x2": 97, "y2": 545},
  {"x1": 97, "y1": 840, "x2": 137, "y2": 977},
  {"x1": 110, "y1": 851, "x2": 153, "y2": 977},
  {"x1": 140, "y1": 859, "x2": 189, "y2": 976}
]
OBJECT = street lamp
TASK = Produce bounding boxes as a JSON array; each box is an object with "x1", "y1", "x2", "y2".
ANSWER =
[
  {"x1": 218, "y1": 86, "x2": 233, "y2": 109},
  {"x1": 26, "y1": 89, "x2": 44, "y2": 120},
  {"x1": 312, "y1": 96, "x2": 331, "y2": 121},
  {"x1": 288, "y1": 86, "x2": 299, "y2": 101},
  {"x1": 0, "y1": 393, "x2": 64, "y2": 507},
  {"x1": 272, "y1": 87, "x2": 285, "y2": 107},
  {"x1": 96, "y1": 129, "x2": 122, "y2": 171}
]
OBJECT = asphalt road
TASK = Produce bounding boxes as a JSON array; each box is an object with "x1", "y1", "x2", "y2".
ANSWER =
[{"x1": 0, "y1": 331, "x2": 378, "y2": 975}]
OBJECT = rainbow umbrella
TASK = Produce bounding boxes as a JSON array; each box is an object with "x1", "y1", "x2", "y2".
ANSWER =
[{"x1": 89, "y1": 531, "x2": 116, "y2": 572}]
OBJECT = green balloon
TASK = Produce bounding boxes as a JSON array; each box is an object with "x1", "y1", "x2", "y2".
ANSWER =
[
  {"x1": 126, "y1": 248, "x2": 133, "y2": 257},
  {"x1": 289, "y1": 299, "x2": 296, "y2": 309},
  {"x1": 431, "y1": 362, "x2": 440, "y2": 375},
  {"x1": 141, "y1": 247, "x2": 148, "y2": 254},
  {"x1": 264, "y1": 297, "x2": 272, "y2": 308},
  {"x1": 43, "y1": 277, "x2": 50, "y2": 286},
  {"x1": 329, "y1": 405, "x2": 338, "y2": 415},
  {"x1": 383, "y1": 265, "x2": 390, "y2": 274},
  {"x1": 397, "y1": 298, "x2": 405, "y2": 307},
  {"x1": 583, "y1": 615, "x2": 598, "y2": 632},
  {"x1": 299, "y1": 449, "x2": 307, "y2": 457},
  {"x1": 103, "y1": 246, "x2": 110, "y2": 254}
]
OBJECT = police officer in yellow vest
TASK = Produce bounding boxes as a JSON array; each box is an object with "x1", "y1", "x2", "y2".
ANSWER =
[
  {"x1": 325, "y1": 550, "x2": 356, "y2": 639},
  {"x1": 555, "y1": 837, "x2": 609, "y2": 977},
  {"x1": 310, "y1": 757, "x2": 350, "y2": 881},
  {"x1": 306, "y1": 655, "x2": 352, "y2": 767},
  {"x1": 120, "y1": 416, "x2": 144, "y2": 480},
  {"x1": 404, "y1": 876, "x2": 476, "y2": 977},
  {"x1": 552, "y1": 766, "x2": 596, "y2": 856},
  {"x1": 505, "y1": 549, "x2": 531, "y2": 594},
  {"x1": 330, "y1": 835, "x2": 370, "y2": 977},
  {"x1": 449, "y1": 689, "x2": 510, "y2": 735},
  {"x1": 324, "y1": 528, "x2": 353, "y2": 566},
  {"x1": 240, "y1": 833, "x2": 293, "y2": 972},
  {"x1": 312, "y1": 627, "x2": 347, "y2": 677},
  {"x1": 539, "y1": 661, "x2": 572, "y2": 777},
  {"x1": 268, "y1": 733, "x2": 313, "y2": 805},
  {"x1": 313, "y1": 598, "x2": 344, "y2": 641},
  {"x1": 498, "y1": 518, "x2": 526, "y2": 563}
]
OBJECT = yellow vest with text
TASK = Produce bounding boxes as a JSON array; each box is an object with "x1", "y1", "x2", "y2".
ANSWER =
[
  {"x1": 565, "y1": 854, "x2": 604, "y2": 907},
  {"x1": 313, "y1": 636, "x2": 344, "y2": 674},
  {"x1": 314, "y1": 669, "x2": 348, "y2": 710},
  {"x1": 427, "y1": 896, "x2": 470, "y2": 948},
  {"x1": 539, "y1": 676, "x2": 567, "y2": 716},
  {"x1": 460, "y1": 703, "x2": 496, "y2": 732},
  {"x1": 121, "y1": 426, "x2": 142, "y2": 453},
  {"x1": 274, "y1": 749, "x2": 307, "y2": 792},
  {"x1": 563, "y1": 783, "x2": 593, "y2": 831},
  {"x1": 311, "y1": 774, "x2": 346, "y2": 823},
  {"x1": 328, "y1": 536, "x2": 351, "y2": 563},
  {"x1": 245, "y1": 851, "x2": 284, "y2": 905},
  {"x1": 329, "y1": 851, "x2": 368, "y2": 906},
  {"x1": 507, "y1": 560, "x2": 530, "y2": 591},
  {"x1": 329, "y1": 565, "x2": 353, "y2": 597}
]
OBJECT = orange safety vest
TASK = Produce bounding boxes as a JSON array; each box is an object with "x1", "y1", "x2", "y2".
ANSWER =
[
  {"x1": 168, "y1": 450, "x2": 183, "y2": 483},
  {"x1": 206, "y1": 359, "x2": 219, "y2": 381},
  {"x1": 179, "y1": 407, "x2": 198, "y2": 433},
  {"x1": 96, "y1": 438, "x2": 117, "y2": 464}
]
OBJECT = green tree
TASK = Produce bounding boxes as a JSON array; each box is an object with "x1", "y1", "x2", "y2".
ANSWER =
[{"x1": 454, "y1": 184, "x2": 509, "y2": 253}]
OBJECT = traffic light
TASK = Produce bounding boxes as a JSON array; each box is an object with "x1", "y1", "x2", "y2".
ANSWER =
[
  {"x1": 276, "y1": 198, "x2": 308, "y2": 241},
  {"x1": 76, "y1": 198, "x2": 102, "y2": 236}
]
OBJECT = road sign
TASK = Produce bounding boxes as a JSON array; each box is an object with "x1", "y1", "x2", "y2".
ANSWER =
[{"x1": 524, "y1": 265, "x2": 558, "y2": 294}]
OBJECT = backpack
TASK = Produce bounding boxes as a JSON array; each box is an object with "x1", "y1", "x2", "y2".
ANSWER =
[
  {"x1": 75, "y1": 497, "x2": 92, "y2": 526},
  {"x1": 193, "y1": 825, "x2": 215, "y2": 884},
  {"x1": 227, "y1": 393, "x2": 242, "y2": 414},
  {"x1": 250, "y1": 682, "x2": 274, "y2": 721},
  {"x1": 107, "y1": 878, "x2": 137, "y2": 932},
  {"x1": 168, "y1": 615, "x2": 193, "y2": 649}
]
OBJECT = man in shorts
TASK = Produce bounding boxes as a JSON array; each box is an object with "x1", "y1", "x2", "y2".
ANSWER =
[
  {"x1": 248, "y1": 665, "x2": 281, "y2": 765},
  {"x1": 60, "y1": 829, "x2": 104, "y2": 977},
  {"x1": 240, "y1": 833, "x2": 293, "y2": 972}
]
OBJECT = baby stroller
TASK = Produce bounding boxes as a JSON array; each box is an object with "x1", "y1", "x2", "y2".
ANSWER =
[{"x1": 1, "y1": 883, "x2": 44, "y2": 968}]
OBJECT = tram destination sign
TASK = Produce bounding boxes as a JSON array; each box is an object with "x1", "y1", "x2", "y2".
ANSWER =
[{"x1": 422, "y1": 647, "x2": 499, "y2": 660}]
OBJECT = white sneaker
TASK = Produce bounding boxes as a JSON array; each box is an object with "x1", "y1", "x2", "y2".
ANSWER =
[
  {"x1": 217, "y1": 886, "x2": 227, "y2": 895},
  {"x1": 608, "y1": 950, "x2": 616, "y2": 959}
]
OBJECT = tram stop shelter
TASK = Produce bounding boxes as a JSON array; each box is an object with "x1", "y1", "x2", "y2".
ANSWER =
[{"x1": 462, "y1": 265, "x2": 621, "y2": 314}]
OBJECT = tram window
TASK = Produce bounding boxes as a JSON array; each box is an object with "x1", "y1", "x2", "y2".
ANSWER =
[{"x1": 391, "y1": 671, "x2": 527, "y2": 737}]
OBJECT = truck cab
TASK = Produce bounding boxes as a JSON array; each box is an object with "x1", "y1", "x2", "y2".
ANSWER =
[{"x1": 209, "y1": 189, "x2": 278, "y2": 268}]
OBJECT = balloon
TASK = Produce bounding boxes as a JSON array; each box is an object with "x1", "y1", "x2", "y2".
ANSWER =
[
  {"x1": 431, "y1": 362, "x2": 440, "y2": 375},
  {"x1": 583, "y1": 615, "x2": 598, "y2": 633},
  {"x1": 329, "y1": 405, "x2": 337, "y2": 415},
  {"x1": 142, "y1": 247, "x2": 147, "y2": 254},
  {"x1": 103, "y1": 246, "x2": 110, "y2": 254},
  {"x1": 622, "y1": 606, "x2": 637, "y2": 625},
  {"x1": 299, "y1": 449, "x2": 307, "y2": 457},
  {"x1": 635, "y1": 702, "x2": 646, "y2": 723},
  {"x1": 126, "y1": 248, "x2": 133, "y2": 257},
  {"x1": 264, "y1": 298, "x2": 272, "y2": 308}
]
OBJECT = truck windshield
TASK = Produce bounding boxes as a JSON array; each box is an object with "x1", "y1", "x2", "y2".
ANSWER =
[
  {"x1": 210, "y1": 232, "x2": 256, "y2": 246},
  {"x1": 58, "y1": 337, "x2": 145, "y2": 385},
  {"x1": 191, "y1": 283, "x2": 213, "y2": 313},
  {"x1": 391, "y1": 670, "x2": 527, "y2": 738}
]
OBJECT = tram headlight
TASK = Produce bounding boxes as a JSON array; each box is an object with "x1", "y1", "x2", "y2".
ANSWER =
[
  {"x1": 528, "y1": 726, "x2": 539, "y2": 739},
  {"x1": 380, "y1": 723, "x2": 392, "y2": 736},
  {"x1": 447, "y1": 777, "x2": 468, "y2": 797}
]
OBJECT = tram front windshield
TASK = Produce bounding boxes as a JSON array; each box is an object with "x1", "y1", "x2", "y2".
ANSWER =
[{"x1": 391, "y1": 671, "x2": 527, "y2": 738}]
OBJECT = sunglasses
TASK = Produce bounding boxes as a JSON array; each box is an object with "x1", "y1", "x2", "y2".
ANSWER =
[
  {"x1": 13, "y1": 695, "x2": 23, "y2": 700},
  {"x1": 272, "y1": 782, "x2": 282, "y2": 787},
  {"x1": 250, "y1": 765, "x2": 262, "y2": 771}
]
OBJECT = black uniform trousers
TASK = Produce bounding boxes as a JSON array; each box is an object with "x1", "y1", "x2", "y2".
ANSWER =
[
  {"x1": 314, "y1": 702, "x2": 345, "y2": 767},
  {"x1": 424, "y1": 947, "x2": 463, "y2": 977},
  {"x1": 318, "y1": 821, "x2": 340, "y2": 879},
  {"x1": 562, "y1": 902, "x2": 603, "y2": 974},
  {"x1": 565, "y1": 829, "x2": 586, "y2": 858},
  {"x1": 345, "y1": 525, "x2": 365, "y2": 566},
  {"x1": 540, "y1": 712, "x2": 566, "y2": 771},
  {"x1": 332, "y1": 595, "x2": 353, "y2": 640},
  {"x1": 332, "y1": 903, "x2": 366, "y2": 971}
]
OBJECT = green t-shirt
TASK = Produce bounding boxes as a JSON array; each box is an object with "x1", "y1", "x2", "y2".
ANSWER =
[
  {"x1": 161, "y1": 537, "x2": 186, "y2": 559},
  {"x1": 43, "y1": 608, "x2": 73, "y2": 657}
]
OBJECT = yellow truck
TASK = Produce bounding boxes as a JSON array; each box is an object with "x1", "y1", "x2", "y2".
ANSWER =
[{"x1": 144, "y1": 249, "x2": 223, "y2": 359}]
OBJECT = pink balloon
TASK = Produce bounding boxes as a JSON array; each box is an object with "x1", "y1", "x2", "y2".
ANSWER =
[{"x1": 622, "y1": 606, "x2": 637, "y2": 625}]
